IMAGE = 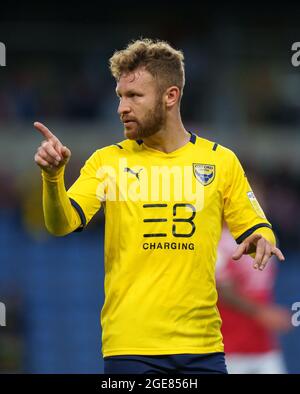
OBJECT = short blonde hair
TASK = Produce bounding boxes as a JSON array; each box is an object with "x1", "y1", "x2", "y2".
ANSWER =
[{"x1": 109, "y1": 38, "x2": 185, "y2": 97}]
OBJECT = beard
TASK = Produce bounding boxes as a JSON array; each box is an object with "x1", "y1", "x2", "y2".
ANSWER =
[{"x1": 124, "y1": 95, "x2": 166, "y2": 140}]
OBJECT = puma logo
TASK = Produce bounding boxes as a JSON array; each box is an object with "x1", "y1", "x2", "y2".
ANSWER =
[{"x1": 124, "y1": 167, "x2": 143, "y2": 180}]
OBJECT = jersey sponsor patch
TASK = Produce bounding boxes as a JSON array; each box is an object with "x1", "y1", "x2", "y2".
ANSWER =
[
  {"x1": 193, "y1": 163, "x2": 215, "y2": 186},
  {"x1": 247, "y1": 191, "x2": 266, "y2": 219}
]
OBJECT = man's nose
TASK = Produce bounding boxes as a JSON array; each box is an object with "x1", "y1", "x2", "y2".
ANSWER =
[{"x1": 118, "y1": 99, "x2": 131, "y2": 116}]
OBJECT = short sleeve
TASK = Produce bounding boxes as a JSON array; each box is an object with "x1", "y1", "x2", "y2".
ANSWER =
[{"x1": 223, "y1": 151, "x2": 273, "y2": 244}]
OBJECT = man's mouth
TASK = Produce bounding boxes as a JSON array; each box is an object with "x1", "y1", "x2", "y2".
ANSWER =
[{"x1": 123, "y1": 120, "x2": 136, "y2": 126}]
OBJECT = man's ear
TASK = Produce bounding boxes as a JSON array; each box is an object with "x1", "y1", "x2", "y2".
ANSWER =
[{"x1": 165, "y1": 86, "x2": 181, "y2": 108}]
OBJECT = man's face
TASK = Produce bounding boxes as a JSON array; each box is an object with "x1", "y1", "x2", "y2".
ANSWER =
[{"x1": 116, "y1": 68, "x2": 166, "y2": 140}]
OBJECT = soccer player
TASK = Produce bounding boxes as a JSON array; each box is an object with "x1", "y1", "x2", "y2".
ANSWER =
[
  {"x1": 216, "y1": 227, "x2": 291, "y2": 374},
  {"x1": 34, "y1": 39, "x2": 285, "y2": 374}
]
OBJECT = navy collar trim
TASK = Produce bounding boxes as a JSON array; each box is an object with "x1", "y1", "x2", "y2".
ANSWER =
[
  {"x1": 136, "y1": 131, "x2": 196, "y2": 146},
  {"x1": 188, "y1": 131, "x2": 197, "y2": 144}
]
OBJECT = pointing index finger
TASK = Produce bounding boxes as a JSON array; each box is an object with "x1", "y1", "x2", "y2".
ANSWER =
[{"x1": 34, "y1": 122, "x2": 57, "y2": 141}]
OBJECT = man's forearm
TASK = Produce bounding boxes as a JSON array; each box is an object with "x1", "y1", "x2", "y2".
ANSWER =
[{"x1": 42, "y1": 166, "x2": 81, "y2": 236}]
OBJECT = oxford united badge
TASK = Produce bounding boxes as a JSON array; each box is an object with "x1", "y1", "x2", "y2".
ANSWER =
[{"x1": 193, "y1": 164, "x2": 215, "y2": 186}]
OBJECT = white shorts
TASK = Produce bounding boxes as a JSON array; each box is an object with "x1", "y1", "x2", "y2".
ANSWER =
[{"x1": 225, "y1": 351, "x2": 287, "y2": 374}]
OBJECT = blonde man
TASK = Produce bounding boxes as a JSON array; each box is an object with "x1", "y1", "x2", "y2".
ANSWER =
[{"x1": 34, "y1": 39, "x2": 284, "y2": 374}]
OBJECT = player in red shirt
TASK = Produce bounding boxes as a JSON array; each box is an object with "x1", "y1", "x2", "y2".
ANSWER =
[{"x1": 216, "y1": 228, "x2": 291, "y2": 373}]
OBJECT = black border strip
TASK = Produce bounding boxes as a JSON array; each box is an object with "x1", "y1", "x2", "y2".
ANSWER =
[
  {"x1": 235, "y1": 223, "x2": 273, "y2": 244},
  {"x1": 143, "y1": 218, "x2": 167, "y2": 222},
  {"x1": 188, "y1": 131, "x2": 196, "y2": 144},
  {"x1": 69, "y1": 198, "x2": 86, "y2": 232},
  {"x1": 143, "y1": 203, "x2": 168, "y2": 208},
  {"x1": 143, "y1": 233, "x2": 167, "y2": 237}
]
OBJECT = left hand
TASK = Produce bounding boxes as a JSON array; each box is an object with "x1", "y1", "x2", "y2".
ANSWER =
[{"x1": 232, "y1": 233, "x2": 285, "y2": 270}]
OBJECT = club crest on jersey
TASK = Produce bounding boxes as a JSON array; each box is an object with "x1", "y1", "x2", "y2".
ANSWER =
[{"x1": 193, "y1": 163, "x2": 215, "y2": 186}]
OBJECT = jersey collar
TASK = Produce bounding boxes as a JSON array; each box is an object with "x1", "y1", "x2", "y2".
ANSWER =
[{"x1": 136, "y1": 131, "x2": 196, "y2": 146}]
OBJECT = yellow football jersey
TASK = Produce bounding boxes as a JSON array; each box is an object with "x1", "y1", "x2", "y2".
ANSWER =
[{"x1": 67, "y1": 132, "x2": 274, "y2": 357}]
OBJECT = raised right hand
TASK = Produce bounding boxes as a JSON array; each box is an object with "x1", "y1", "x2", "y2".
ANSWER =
[{"x1": 34, "y1": 122, "x2": 71, "y2": 175}]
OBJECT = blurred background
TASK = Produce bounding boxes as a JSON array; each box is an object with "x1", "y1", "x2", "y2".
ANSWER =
[{"x1": 0, "y1": 1, "x2": 300, "y2": 373}]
